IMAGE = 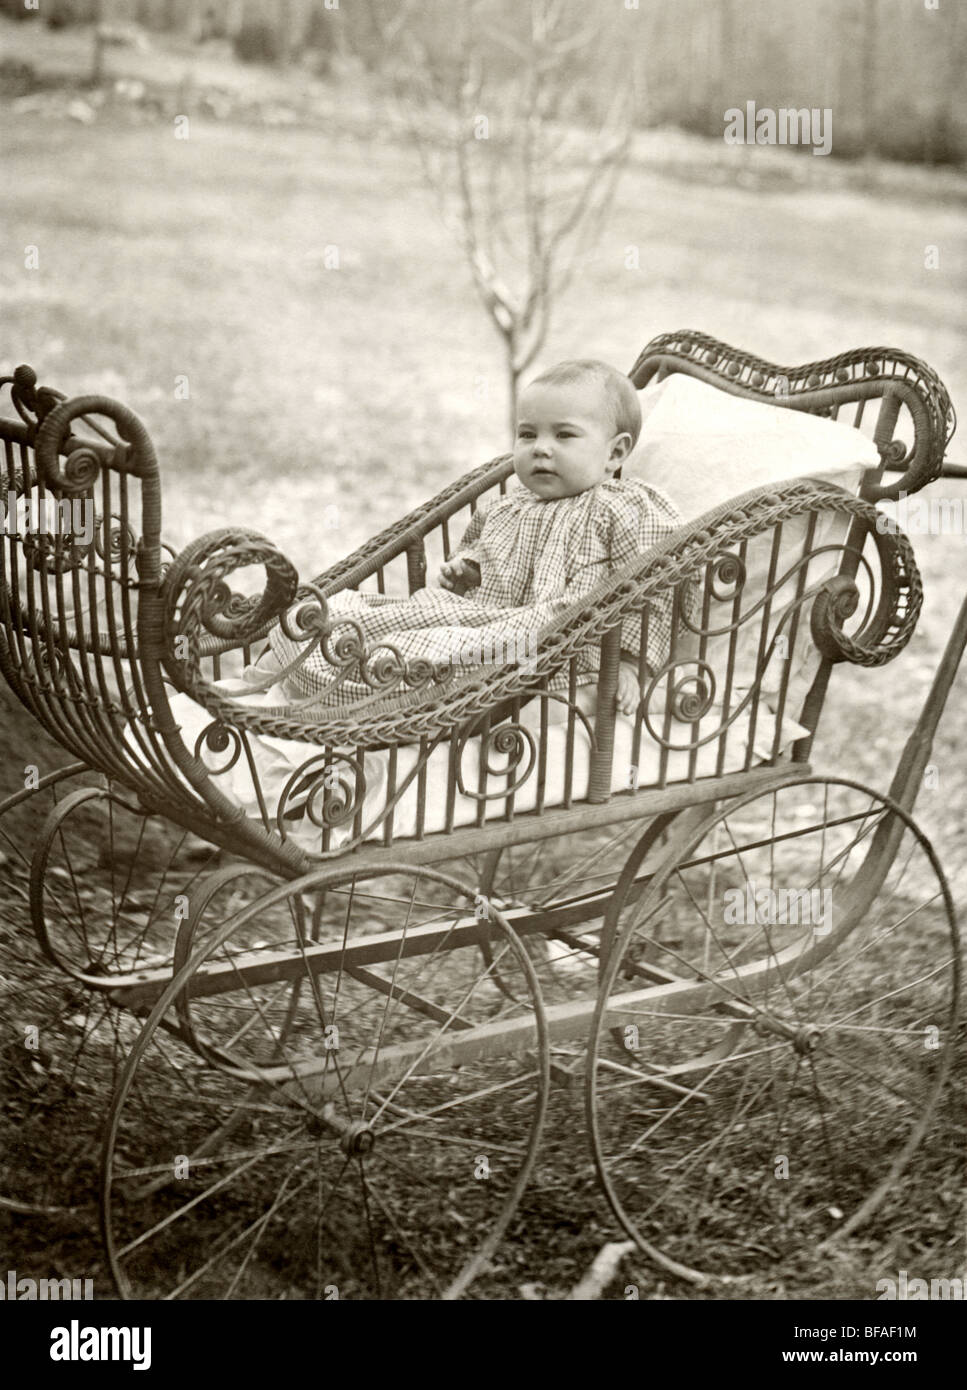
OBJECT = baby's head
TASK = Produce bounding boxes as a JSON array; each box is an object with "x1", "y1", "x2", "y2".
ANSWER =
[{"x1": 514, "y1": 359, "x2": 641, "y2": 500}]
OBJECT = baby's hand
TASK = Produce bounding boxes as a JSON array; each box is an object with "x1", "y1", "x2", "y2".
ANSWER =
[
  {"x1": 616, "y1": 662, "x2": 642, "y2": 716},
  {"x1": 439, "y1": 557, "x2": 481, "y2": 595}
]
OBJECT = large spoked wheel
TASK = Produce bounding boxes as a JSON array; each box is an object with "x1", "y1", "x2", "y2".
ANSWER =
[
  {"x1": 0, "y1": 780, "x2": 219, "y2": 1211},
  {"x1": 102, "y1": 864, "x2": 549, "y2": 1300},
  {"x1": 586, "y1": 776, "x2": 961, "y2": 1281}
]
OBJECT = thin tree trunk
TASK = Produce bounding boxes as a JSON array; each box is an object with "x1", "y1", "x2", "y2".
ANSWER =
[
  {"x1": 860, "y1": 0, "x2": 878, "y2": 157},
  {"x1": 506, "y1": 350, "x2": 519, "y2": 444},
  {"x1": 90, "y1": 14, "x2": 105, "y2": 86}
]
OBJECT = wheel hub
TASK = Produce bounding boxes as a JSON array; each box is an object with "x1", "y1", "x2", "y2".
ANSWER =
[
  {"x1": 793, "y1": 1025, "x2": 823, "y2": 1056},
  {"x1": 339, "y1": 1120, "x2": 376, "y2": 1158},
  {"x1": 306, "y1": 1103, "x2": 376, "y2": 1156}
]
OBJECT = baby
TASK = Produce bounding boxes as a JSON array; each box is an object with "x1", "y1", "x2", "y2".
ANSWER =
[
  {"x1": 269, "y1": 359, "x2": 682, "y2": 708},
  {"x1": 437, "y1": 358, "x2": 682, "y2": 712}
]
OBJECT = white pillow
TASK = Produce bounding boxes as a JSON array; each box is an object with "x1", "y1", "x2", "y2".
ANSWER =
[
  {"x1": 628, "y1": 373, "x2": 881, "y2": 728},
  {"x1": 631, "y1": 372, "x2": 879, "y2": 518}
]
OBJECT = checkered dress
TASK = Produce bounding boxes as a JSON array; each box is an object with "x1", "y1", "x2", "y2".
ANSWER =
[{"x1": 269, "y1": 477, "x2": 683, "y2": 705}]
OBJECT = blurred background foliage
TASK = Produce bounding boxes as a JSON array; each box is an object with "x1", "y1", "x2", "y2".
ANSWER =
[{"x1": 1, "y1": 0, "x2": 965, "y2": 164}]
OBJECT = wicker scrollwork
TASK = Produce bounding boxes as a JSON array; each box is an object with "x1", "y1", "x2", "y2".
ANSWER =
[
  {"x1": 810, "y1": 516, "x2": 919, "y2": 667},
  {"x1": 94, "y1": 511, "x2": 138, "y2": 568},
  {"x1": 156, "y1": 479, "x2": 921, "y2": 753},
  {"x1": 161, "y1": 528, "x2": 301, "y2": 691},
  {"x1": 266, "y1": 581, "x2": 443, "y2": 704},
  {"x1": 455, "y1": 719, "x2": 538, "y2": 801},
  {"x1": 452, "y1": 693, "x2": 597, "y2": 802},
  {"x1": 669, "y1": 662, "x2": 717, "y2": 723},
  {"x1": 34, "y1": 394, "x2": 157, "y2": 494},
  {"x1": 193, "y1": 720, "x2": 244, "y2": 775},
  {"x1": 276, "y1": 752, "x2": 366, "y2": 837},
  {"x1": 707, "y1": 551, "x2": 746, "y2": 602}
]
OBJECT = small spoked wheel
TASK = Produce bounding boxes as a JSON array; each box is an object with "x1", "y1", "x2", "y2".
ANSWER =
[
  {"x1": 0, "y1": 762, "x2": 94, "y2": 1210},
  {"x1": 30, "y1": 784, "x2": 221, "y2": 980},
  {"x1": 101, "y1": 864, "x2": 549, "y2": 1300},
  {"x1": 0, "y1": 780, "x2": 219, "y2": 1211},
  {"x1": 586, "y1": 776, "x2": 961, "y2": 1281}
]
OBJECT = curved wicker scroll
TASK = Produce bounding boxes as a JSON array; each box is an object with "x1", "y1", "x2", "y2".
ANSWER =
[
  {"x1": 629, "y1": 329, "x2": 955, "y2": 502},
  {"x1": 160, "y1": 529, "x2": 446, "y2": 707},
  {"x1": 160, "y1": 527, "x2": 302, "y2": 690}
]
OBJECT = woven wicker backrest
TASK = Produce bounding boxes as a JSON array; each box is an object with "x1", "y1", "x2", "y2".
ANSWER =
[{"x1": 0, "y1": 370, "x2": 211, "y2": 823}]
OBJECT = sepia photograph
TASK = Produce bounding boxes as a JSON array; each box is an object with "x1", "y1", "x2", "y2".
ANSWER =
[{"x1": 0, "y1": 0, "x2": 964, "y2": 1341}]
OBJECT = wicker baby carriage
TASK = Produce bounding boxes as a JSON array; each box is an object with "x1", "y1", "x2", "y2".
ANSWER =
[{"x1": 0, "y1": 330, "x2": 960, "y2": 1298}]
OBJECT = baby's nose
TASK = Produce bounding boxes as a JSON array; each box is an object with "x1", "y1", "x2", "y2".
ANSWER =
[{"x1": 533, "y1": 440, "x2": 552, "y2": 457}]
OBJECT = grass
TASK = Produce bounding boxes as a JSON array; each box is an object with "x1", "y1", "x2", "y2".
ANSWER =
[{"x1": 1, "y1": 72, "x2": 966, "y2": 1299}]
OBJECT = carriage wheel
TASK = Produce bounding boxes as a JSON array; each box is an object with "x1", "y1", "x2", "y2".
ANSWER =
[
  {"x1": 30, "y1": 784, "x2": 221, "y2": 980},
  {"x1": 0, "y1": 764, "x2": 99, "y2": 1211},
  {"x1": 102, "y1": 864, "x2": 549, "y2": 1300},
  {"x1": 586, "y1": 776, "x2": 961, "y2": 1280},
  {"x1": 0, "y1": 781, "x2": 219, "y2": 1211}
]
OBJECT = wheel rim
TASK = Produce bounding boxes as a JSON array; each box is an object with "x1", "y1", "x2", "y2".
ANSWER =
[
  {"x1": 586, "y1": 776, "x2": 961, "y2": 1281},
  {"x1": 0, "y1": 777, "x2": 219, "y2": 1212},
  {"x1": 101, "y1": 864, "x2": 549, "y2": 1300},
  {"x1": 30, "y1": 785, "x2": 220, "y2": 981},
  {"x1": 1, "y1": 767, "x2": 118, "y2": 1211}
]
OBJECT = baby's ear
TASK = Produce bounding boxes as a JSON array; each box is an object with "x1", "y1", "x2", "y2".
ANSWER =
[{"x1": 609, "y1": 432, "x2": 634, "y2": 466}]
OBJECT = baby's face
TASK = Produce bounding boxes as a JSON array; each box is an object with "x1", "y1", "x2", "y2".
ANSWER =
[{"x1": 513, "y1": 382, "x2": 631, "y2": 499}]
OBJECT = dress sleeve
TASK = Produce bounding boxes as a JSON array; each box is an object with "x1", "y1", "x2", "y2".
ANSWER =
[{"x1": 450, "y1": 505, "x2": 488, "y2": 565}]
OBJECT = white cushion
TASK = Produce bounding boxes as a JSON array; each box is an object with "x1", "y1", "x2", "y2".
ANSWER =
[
  {"x1": 631, "y1": 372, "x2": 879, "y2": 517},
  {"x1": 629, "y1": 373, "x2": 881, "y2": 725}
]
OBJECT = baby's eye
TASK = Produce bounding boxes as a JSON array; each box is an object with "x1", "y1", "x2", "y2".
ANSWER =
[
  {"x1": 517, "y1": 428, "x2": 535, "y2": 439},
  {"x1": 557, "y1": 430, "x2": 576, "y2": 439}
]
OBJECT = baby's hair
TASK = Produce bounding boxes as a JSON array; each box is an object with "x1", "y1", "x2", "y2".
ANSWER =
[{"x1": 526, "y1": 359, "x2": 642, "y2": 447}]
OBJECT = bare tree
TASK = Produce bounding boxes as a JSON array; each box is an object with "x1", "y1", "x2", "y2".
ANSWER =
[
  {"x1": 90, "y1": 0, "x2": 106, "y2": 85},
  {"x1": 859, "y1": 0, "x2": 878, "y2": 157},
  {"x1": 369, "y1": 0, "x2": 640, "y2": 438}
]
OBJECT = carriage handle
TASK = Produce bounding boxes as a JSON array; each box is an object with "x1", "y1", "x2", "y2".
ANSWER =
[{"x1": 888, "y1": 585, "x2": 967, "y2": 817}]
